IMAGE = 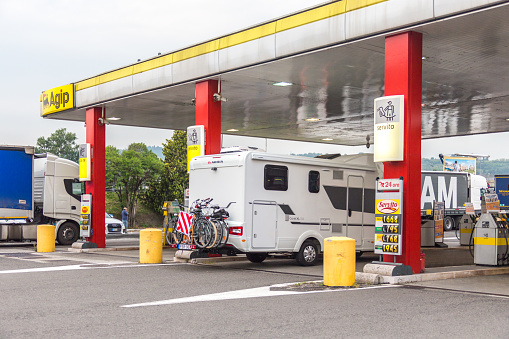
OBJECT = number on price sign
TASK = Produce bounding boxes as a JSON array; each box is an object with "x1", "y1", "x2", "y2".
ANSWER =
[
  {"x1": 383, "y1": 244, "x2": 399, "y2": 253},
  {"x1": 382, "y1": 234, "x2": 399, "y2": 243},
  {"x1": 383, "y1": 215, "x2": 399, "y2": 223},
  {"x1": 382, "y1": 225, "x2": 399, "y2": 234}
]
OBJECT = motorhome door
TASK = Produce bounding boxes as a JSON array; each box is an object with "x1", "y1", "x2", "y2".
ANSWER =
[
  {"x1": 346, "y1": 175, "x2": 364, "y2": 245},
  {"x1": 252, "y1": 200, "x2": 277, "y2": 249}
]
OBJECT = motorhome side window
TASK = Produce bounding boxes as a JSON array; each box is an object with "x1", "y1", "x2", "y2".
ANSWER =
[
  {"x1": 264, "y1": 165, "x2": 288, "y2": 191},
  {"x1": 308, "y1": 171, "x2": 320, "y2": 193}
]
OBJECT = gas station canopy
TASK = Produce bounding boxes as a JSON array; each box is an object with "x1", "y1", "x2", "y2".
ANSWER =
[{"x1": 41, "y1": 0, "x2": 509, "y2": 146}]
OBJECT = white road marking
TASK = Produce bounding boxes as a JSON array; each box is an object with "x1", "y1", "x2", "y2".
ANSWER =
[
  {"x1": 122, "y1": 283, "x2": 397, "y2": 308},
  {"x1": 0, "y1": 263, "x2": 183, "y2": 274}
]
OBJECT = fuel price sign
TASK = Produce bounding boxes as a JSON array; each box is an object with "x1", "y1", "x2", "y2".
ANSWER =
[{"x1": 374, "y1": 178, "x2": 403, "y2": 256}]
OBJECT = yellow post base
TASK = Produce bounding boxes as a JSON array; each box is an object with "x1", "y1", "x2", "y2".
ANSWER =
[
  {"x1": 323, "y1": 236, "x2": 355, "y2": 287},
  {"x1": 139, "y1": 229, "x2": 163, "y2": 264},
  {"x1": 37, "y1": 225, "x2": 55, "y2": 253}
]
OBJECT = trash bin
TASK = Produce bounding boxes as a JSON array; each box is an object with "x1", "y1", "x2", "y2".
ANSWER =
[
  {"x1": 323, "y1": 237, "x2": 355, "y2": 287},
  {"x1": 139, "y1": 229, "x2": 163, "y2": 264},
  {"x1": 37, "y1": 225, "x2": 55, "y2": 252}
]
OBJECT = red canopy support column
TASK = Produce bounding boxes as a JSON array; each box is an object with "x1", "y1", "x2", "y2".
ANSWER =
[
  {"x1": 383, "y1": 32, "x2": 422, "y2": 273},
  {"x1": 86, "y1": 107, "x2": 106, "y2": 248},
  {"x1": 195, "y1": 80, "x2": 221, "y2": 155}
]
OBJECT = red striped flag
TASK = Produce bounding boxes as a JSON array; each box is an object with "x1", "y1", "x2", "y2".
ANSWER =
[{"x1": 176, "y1": 211, "x2": 194, "y2": 235}]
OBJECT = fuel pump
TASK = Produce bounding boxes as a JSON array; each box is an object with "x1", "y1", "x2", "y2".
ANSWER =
[
  {"x1": 473, "y1": 194, "x2": 509, "y2": 266},
  {"x1": 459, "y1": 202, "x2": 476, "y2": 246},
  {"x1": 80, "y1": 194, "x2": 92, "y2": 238}
]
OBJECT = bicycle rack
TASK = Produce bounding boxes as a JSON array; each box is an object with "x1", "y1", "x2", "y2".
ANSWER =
[{"x1": 174, "y1": 247, "x2": 236, "y2": 260}]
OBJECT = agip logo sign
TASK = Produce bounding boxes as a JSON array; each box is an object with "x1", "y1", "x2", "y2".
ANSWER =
[{"x1": 41, "y1": 84, "x2": 74, "y2": 116}]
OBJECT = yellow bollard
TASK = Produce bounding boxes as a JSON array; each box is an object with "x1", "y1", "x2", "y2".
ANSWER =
[
  {"x1": 139, "y1": 228, "x2": 163, "y2": 264},
  {"x1": 323, "y1": 236, "x2": 355, "y2": 287},
  {"x1": 37, "y1": 225, "x2": 55, "y2": 253}
]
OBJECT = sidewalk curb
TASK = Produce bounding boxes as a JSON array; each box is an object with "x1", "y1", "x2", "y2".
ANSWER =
[{"x1": 384, "y1": 266, "x2": 509, "y2": 285}]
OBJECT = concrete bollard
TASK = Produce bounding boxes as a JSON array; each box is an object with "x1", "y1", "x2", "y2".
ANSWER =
[
  {"x1": 323, "y1": 237, "x2": 355, "y2": 287},
  {"x1": 139, "y1": 229, "x2": 163, "y2": 264},
  {"x1": 37, "y1": 225, "x2": 55, "y2": 253}
]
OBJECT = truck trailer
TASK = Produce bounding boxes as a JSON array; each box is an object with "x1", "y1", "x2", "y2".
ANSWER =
[
  {"x1": 0, "y1": 145, "x2": 81, "y2": 244},
  {"x1": 494, "y1": 175, "x2": 509, "y2": 209},
  {"x1": 420, "y1": 171, "x2": 487, "y2": 231}
]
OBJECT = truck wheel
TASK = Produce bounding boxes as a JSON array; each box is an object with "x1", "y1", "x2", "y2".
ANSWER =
[
  {"x1": 57, "y1": 222, "x2": 79, "y2": 245},
  {"x1": 296, "y1": 240, "x2": 319, "y2": 266},
  {"x1": 443, "y1": 216, "x2": 454, "y2": 232},
  {"x1": 246, "y1": 252, "x2": 267, "y2": 263}
]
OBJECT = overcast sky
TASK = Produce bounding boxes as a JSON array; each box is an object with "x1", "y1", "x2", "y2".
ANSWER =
[{"x1": 1, "y1": 0, "x2": 508, "y2": 159}]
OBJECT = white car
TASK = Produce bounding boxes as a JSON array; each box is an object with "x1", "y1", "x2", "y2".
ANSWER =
[{"x1": 105, "y1": 213, "x2": 126, "y2": 234}]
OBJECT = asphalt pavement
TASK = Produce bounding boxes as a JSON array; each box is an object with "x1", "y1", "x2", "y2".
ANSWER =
[{"x1": 0, "y1": 230, "x2": 508, "y2": 338}]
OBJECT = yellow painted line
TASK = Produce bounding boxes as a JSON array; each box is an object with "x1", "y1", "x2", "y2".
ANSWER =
[
  {"x1": 219, "y1": 22, "x2": 276, "y2": 49},
  {"x1": 346, "y1": 0, "x2": 387, "y2": 11},
  {"x1": 475, "y1": 237, "x2": 509, "y2": 246},
  {"x1": 133, "y1": 54, "x2": 173, "y2": 74},
  {"x1": 100, "y1": 66, "x2": 133, "y2": 84},
  {"x1": 76, "y1": 77, "x2": 100, "y2": 91},
  {"x1": 74, "y1": 0, "x2": 388, "y2": 92},
  {"x1": 275, "y1": 2, "x2": 346, "y2": 32},
  {"x1": 173, "y1": 40, "x2": 220, "y2": 63}
]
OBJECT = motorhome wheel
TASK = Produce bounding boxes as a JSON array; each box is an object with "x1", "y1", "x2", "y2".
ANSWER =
[
  {"x1": 246, "y1": 252, "x2": 267, "y2": 263},
  {"x1": 296, "y1": 241, "x2": 318, "y2": 266}
]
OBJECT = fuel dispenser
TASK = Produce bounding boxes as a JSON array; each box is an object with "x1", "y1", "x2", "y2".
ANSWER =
[
  {"x1": 473, "y1": 194, "x2": 509, "y2": 266},
  {"x1": 458, "y1": 202, "x2": 476, "y2": 246},
  {"x1": 459, "y1": 214, "x2": 476, "y2": 246},
  {"x1": 80, "y1": 194, "x2": 92, "y2": 238}
]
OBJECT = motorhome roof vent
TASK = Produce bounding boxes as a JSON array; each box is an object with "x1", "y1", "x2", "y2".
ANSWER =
[
  {"x1": 220, "y1": 146, "x2": 265, "y2": 153},
  {"x1": 315, "y1": 153, "x2": 341, "y2": 160}
]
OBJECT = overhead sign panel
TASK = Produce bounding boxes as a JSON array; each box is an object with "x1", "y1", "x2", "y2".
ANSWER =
[
  {"x1": 443, "y1": 156, "x2": 476, "y2": 174},
  {"x1": 374, "y1": 95, "x2": 404, "y2": 162},
  {"x1": 79, "y1": 143, "x2": 91, "y2": 181},
  {"x1": 41, "y1": 84, "x2": 74, "y2": 116},
  {"x1": 187, "y1": 125, "x2": 205, "y2": 172}
]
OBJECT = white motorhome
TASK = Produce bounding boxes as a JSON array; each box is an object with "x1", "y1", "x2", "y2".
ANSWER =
[{"x1": 189, "y1": 151, "x2": 382, "y2": 265}]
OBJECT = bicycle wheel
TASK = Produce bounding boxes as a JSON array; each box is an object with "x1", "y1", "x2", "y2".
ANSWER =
[
  {"x1": 206, "y1": 220, "x2": 218, "y2": 249},
  {"x1": 211, "y1": 220, "x2": 223, "y2": 248},
  {"x1": 219, "y1": 220, "x2": 229, "y2": 247},
  {"x1": 213, "y1": 220, "x2": 229, "y2": 248},
  {"x1": 173, "y1": 230, "x2": 185, "y2": 244},
  {"x1": 164, "y1": 218, "x2": 176, "y2": 245},
  {"x1": 193, "y1": 218, "x2": 213, "y2": 249}
]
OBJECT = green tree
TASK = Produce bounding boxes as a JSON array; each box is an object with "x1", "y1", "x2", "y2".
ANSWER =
[
  {"x1": 142, "y1": 130, "x2": 188, "y2": 213},
  {"x1": 36, "y1": 128, "x2": 79, "y2": 162},
  {"x1": 105, "y1": 143, "x2": 163, "y2": 228}
]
